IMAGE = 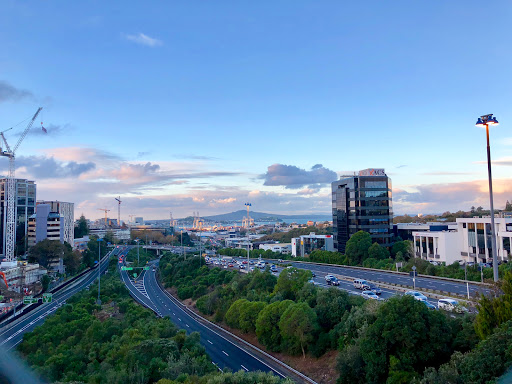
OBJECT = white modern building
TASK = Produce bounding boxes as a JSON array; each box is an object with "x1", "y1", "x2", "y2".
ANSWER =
[
  {"x1": 291, "y1": 233, "x2": 334, "y2": 257},
  {"x1": 413, "y1": 217, "x2": 512, "y2": 264},
  {"x1": 37, "y1": 201, "x2": 74, "y2": 246},
  {"x1": 259, "y1": 243, "x2": 292, "y2": 254}
]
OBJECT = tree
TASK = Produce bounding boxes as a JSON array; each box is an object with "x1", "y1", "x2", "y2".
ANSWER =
[
  {"x1": 239, "y1": 301, "x2": 266, "y2": 333},
  {"x1": 368, "y1": 243, "x2": 389, "y2": 260},
  {"x1": 224, "y1": 299, "x2": 248, "y2": 329},
  {"x1": 74, "y1": 214, "x2": 89, "y2": 238},
  {"x1": 358, "y1": 296, "x2": 453, "y2": 383},
  {"x1": 28, "y1": 239, "x2": 67, "y2": 269},
  {"x1": 273, "y1": 268, "x2": 311, "y2": 300},
  {"x1": 345, "y1": 231, "x2": 372, "y2": 265},
  {"x1": 315, "y1": 288, "x2": 353, "y2": 331},
  {"x1": 279, "y1": 302, "x2": 318, "y2": 358},
  {"x1": 256, "y1": 300, "x2": 294, "y2": 351},
  {"x1": 506, "y1": 200, "x2": 512, "y2": 212},
  {"x1": 41, "y1": 274, "x2": 51, "y2": 292},
  {"x1": 391, "y1": 240, "x2": 413, "y2": 260},
  {"x1": 475, "y1": 271, "x2": 512, "y2": 339}
]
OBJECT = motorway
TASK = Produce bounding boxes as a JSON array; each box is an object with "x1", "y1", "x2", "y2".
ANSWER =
[
  {"x1": 118, "y1": 258, "x2": 300, "y2": 380},
  {"x1": 0, "y1": 247, "x2": 117, "y2": 351},
  {"x1": 280, "y1": 259, "x2": 491, "y2": 298}
]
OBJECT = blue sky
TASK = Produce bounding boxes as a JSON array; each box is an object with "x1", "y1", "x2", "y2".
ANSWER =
[{"x1": 1, "y1": 1, "x2": 512, "y2": 220}]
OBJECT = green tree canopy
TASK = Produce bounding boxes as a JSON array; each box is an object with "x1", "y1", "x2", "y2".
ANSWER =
[
  {"x1": 368, "y1": 242, "x2": 390, "y2": 260},
  {"x1": 279, "y1": 302, "x2": 318, "y2": 358},
  {"x1": 74, "y1": 214, "x2": 89, "y2": 238},
  {"x1": 256, "y1": 300, "x2": 294, "y2": 352},
  {"x1": 345, "y1": 231, "x2": 372, "y2": 264},
  {"x1": 273, "y1": 267, "x2": 311, "y2": 301}
]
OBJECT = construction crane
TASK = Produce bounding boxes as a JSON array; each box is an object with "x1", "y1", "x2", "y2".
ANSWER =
[
  {"x1": 0, "y1": 107, "x2": 42, "y2": 262},
  {"x1": 129, "y1": 214, "x2": 135, "y2": 223},
  {"x1": 115, "y1": 196, "x2": 122, "y2": 227},
  {"x1": 97, "y1": 208, "x2": 111, "y2": 227}
]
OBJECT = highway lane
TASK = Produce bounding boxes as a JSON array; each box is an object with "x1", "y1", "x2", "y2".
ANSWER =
[
  {"x1": 0, "y1": 247, "x2": 119, "y2": 351},
  {"x1": 257, "y1": 258, "x2": 490, "y2": 298},
  {"x1": 118, "y1": 260, "x2": 294, "y2": 378}
]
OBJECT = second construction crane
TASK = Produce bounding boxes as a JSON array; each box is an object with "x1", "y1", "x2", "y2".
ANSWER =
[
  {"x1": 115, "y1": 196, "x2": 122, "y2": 227},
  {"x1": 0, "y1": 108, "x2": 42, "y2": 262}
]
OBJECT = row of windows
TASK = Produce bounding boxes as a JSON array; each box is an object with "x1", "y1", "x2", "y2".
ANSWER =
[{"x1": 362, "y1": 181, "x2": 387, "y2": 189}]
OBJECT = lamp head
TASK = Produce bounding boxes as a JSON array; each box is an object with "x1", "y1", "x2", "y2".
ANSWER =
[
  {"x1": 490, "y1": 116, "x2": 499, "y2": 126},
  {"x1": 476, "y1": 118, "x2": 485, "y2": 127}
]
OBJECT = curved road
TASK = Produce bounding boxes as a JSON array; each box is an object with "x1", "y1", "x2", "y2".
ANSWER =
[{"x1": 118, "y1": 259, "x2": 300, "y2": 380}]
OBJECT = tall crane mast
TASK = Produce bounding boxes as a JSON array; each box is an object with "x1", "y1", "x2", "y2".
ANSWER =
[
  {"x1": 115, "y1": 196, "x2": 122, "y2": 227},
  {"x1": 97, "y1": 208, "x2": 111, "y2": 227},
  {"x1": 0, "y1": 107, "x2": 42, "y2": 262}
]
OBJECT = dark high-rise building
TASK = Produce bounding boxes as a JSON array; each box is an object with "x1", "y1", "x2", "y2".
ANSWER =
[{"x1": 332, "y1": 168, "x2": 393, "y2": 253}]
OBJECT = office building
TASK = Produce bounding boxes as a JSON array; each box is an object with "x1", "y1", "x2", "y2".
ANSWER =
[
  {"x1": 37, "y1": 201, "x2": 74, "y2": 246},
  {"x1": 0, "y1": 178, "x2": 36, "y2": 256},
  {"x1": 412, "y1": 217, "x2": 512, "y2": 264},
  {"x1": 332, "y1": 168, "x2": 393, "y2": 253},
  {"x1": 291, "y1": 233, "x2": 334, "y2": 257},
  {"x1": 27, "y1": 204, "x2": 65, "y2": 273},
  {"x1": 259, "y1": 243, "x2": 292, "y2": 254}
]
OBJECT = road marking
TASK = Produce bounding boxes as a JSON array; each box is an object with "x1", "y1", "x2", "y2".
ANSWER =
[
  {"x1": 207, "y1": 339, "x2": 213, "y2": 344},
  {"x1": 186, "y1": 324, "x2": 189, "y2": 328},
  {"x1": 241, "y1": 365, "x2": 249, "y2": 372},
  {"x1": 178, "y1": 318, "x2": 182, "y2": 321},
  {"x1": 222, "y1": 350, "x2": 229, "y2": 356}
]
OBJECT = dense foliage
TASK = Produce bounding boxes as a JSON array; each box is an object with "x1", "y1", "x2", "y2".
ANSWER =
[
  {"x1": 19, "y1": 258, "x2": 290, "y2": 384},
  {"x1": 159, "y1": 253, "x2": 512, "y2": 383},
  {"x1": 29, "y1": 239, "x2": 84, "y2": 275}
]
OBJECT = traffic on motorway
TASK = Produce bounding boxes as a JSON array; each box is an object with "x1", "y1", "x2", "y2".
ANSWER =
[
  {"x1": 0, "y1": 246, "x2": 118, "y2": 351},
  {"x1": 206, "y1": 256, "x2": 472, "y2": 312},
  {"x1": 117, "y1": 253, "x2": 303, "y2": 380}
]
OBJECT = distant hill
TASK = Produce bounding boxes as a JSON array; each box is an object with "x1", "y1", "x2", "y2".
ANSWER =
[{"x1": 201, "y1": 210, "x2": 331, "y2": 222}]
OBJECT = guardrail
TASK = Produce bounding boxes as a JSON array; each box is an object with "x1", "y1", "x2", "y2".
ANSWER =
[
  {"x1": 271, "y1": 258, "x2": 493, "y2": 287},
  {"x1": 154, "y1": 269, "x2": 317, "y2": 384},
  {"x1": 0, "y1": 250, "x2": 113, "y2": 329}
]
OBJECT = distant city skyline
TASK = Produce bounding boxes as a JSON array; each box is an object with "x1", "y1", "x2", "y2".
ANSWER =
[{"x1": 1, "y1": 1, "x2": 512, "y2": 220}]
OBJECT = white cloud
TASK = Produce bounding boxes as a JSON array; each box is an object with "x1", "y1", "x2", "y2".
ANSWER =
[{"x1": 124, "y1": 33, "x2": 163, "y2": 47}]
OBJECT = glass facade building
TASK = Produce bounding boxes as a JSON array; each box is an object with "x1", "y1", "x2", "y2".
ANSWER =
[
  {"x1": 331, "y1": 169, "x2": 393, "y2": 253},
  {"x1": 0, "y1": 179, "x2": 37, "y2": 256}
]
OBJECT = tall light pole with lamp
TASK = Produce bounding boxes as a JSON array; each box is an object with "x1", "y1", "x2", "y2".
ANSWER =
[
  {"x1": 134, "y1": 238, "x2": 140, "y2": 265},
  {"x1": 476, "y1": 114, "x2": 500, "y2": 282},
  {"x1": 97, "y1": 238, "x2": 103, "y2": 305}
]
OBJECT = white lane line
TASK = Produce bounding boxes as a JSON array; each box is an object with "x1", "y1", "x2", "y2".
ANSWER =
[
  {"x1": 241, "y1": 364, "x2": 249, "y2": 372},
  {"x1": 222, "y1": 350, "x2": 229, "y2": 356},
  {"x1": 178, "y1": 318, "x2": 182, "y2": 321},
  {"x1": 186, "y1": 324, "x2": 190, "y2": 328},
  {"x1": 207, "y1": 339, "x2": 213, "y2": 344}
]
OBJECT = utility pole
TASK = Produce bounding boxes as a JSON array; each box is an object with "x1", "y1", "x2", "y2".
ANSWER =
[{"x1": 97, "y1": 238, "x2": 103, "y2": 305}]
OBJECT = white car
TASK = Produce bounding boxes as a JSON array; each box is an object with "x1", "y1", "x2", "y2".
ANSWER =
[
  {"x1": 404, "y1": 291, "x2": 428, "y2": 302},
  {"x1": 362, "y1": 291, "x2": 380, "y2": 300},
  {"x1": 438, "y1": 299, "x2": 468, "y2": 313}
]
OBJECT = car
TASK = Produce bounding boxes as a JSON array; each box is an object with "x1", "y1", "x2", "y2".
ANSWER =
[
  {"x1": 404, "y1": 291, "x2": 428, "y2": 302},
  {"x1": 327, "y1": 277, "x2": 340, "y2": 286},
  {"x1": 270, "y1": 265, "x2": 278, "y2": 272},
  {"x1": 325, "y1": 274, "x2": 335, "y2": 283},
  {"x1": 311, "y1": 272, "x2": 316, "y2": 277},
  {"x1": 364, "y1": 284, "x2": 382, "y2": 295},
  {"x1": 278, "y1": 259, "x2": 283, "y2": 263},
  {"x1": 242, "y1": 260, "x2": 248, "y2": 264},
  {"x1": 429, "y1": 261, "x2": 439, "y2": 266},
  {"x1": 423, "y1": 301, "x2": 438, "y2": 310},
  {"x1": 353, "y1": 279, "x2": 370, "y2": 290},
  {"x1": 467, "y1": 261, "x2": 475, "y2": 267},
  {"x1": 249, "y1": 267, "x2": 255, "y2": 272},
  {"x1": 228, "y1": 263, "x2": 234, "y2": 267},
  {"x1": 239, "y1": 264, "x2": 245, "y2": 269},
  {"x1": 362, "y1": 291, "x2": 380, "y2": 300},
  {"x1": 308, "y1": 278, "x2": 316, "y2": 285},
  {"x1": 438, "y1": 299, "x2": 468, "y2": 313}
]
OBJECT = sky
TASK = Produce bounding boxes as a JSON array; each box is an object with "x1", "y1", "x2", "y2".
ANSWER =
[{"x1": 1, "y1": 1, "x2": 512, "y2": 221}]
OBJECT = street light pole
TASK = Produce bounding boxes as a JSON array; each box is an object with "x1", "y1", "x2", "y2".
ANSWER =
[
  {"x1": 134, "y1": 239, "x2": 140, "y2": 265},
  {"x1": 97, "y1": 238, "x2": 103, "y2": 305},
  {"x1": 476, "y1": 114, "x2": 500, "y2": 282},
  {"x1": 464, "y1": 262, "x2": 470, "y2": 299}
]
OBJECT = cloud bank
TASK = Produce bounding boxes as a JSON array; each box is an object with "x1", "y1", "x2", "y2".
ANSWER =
[{"x1": 261, "y1": 164, "x2": 337, "y2": 189}]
